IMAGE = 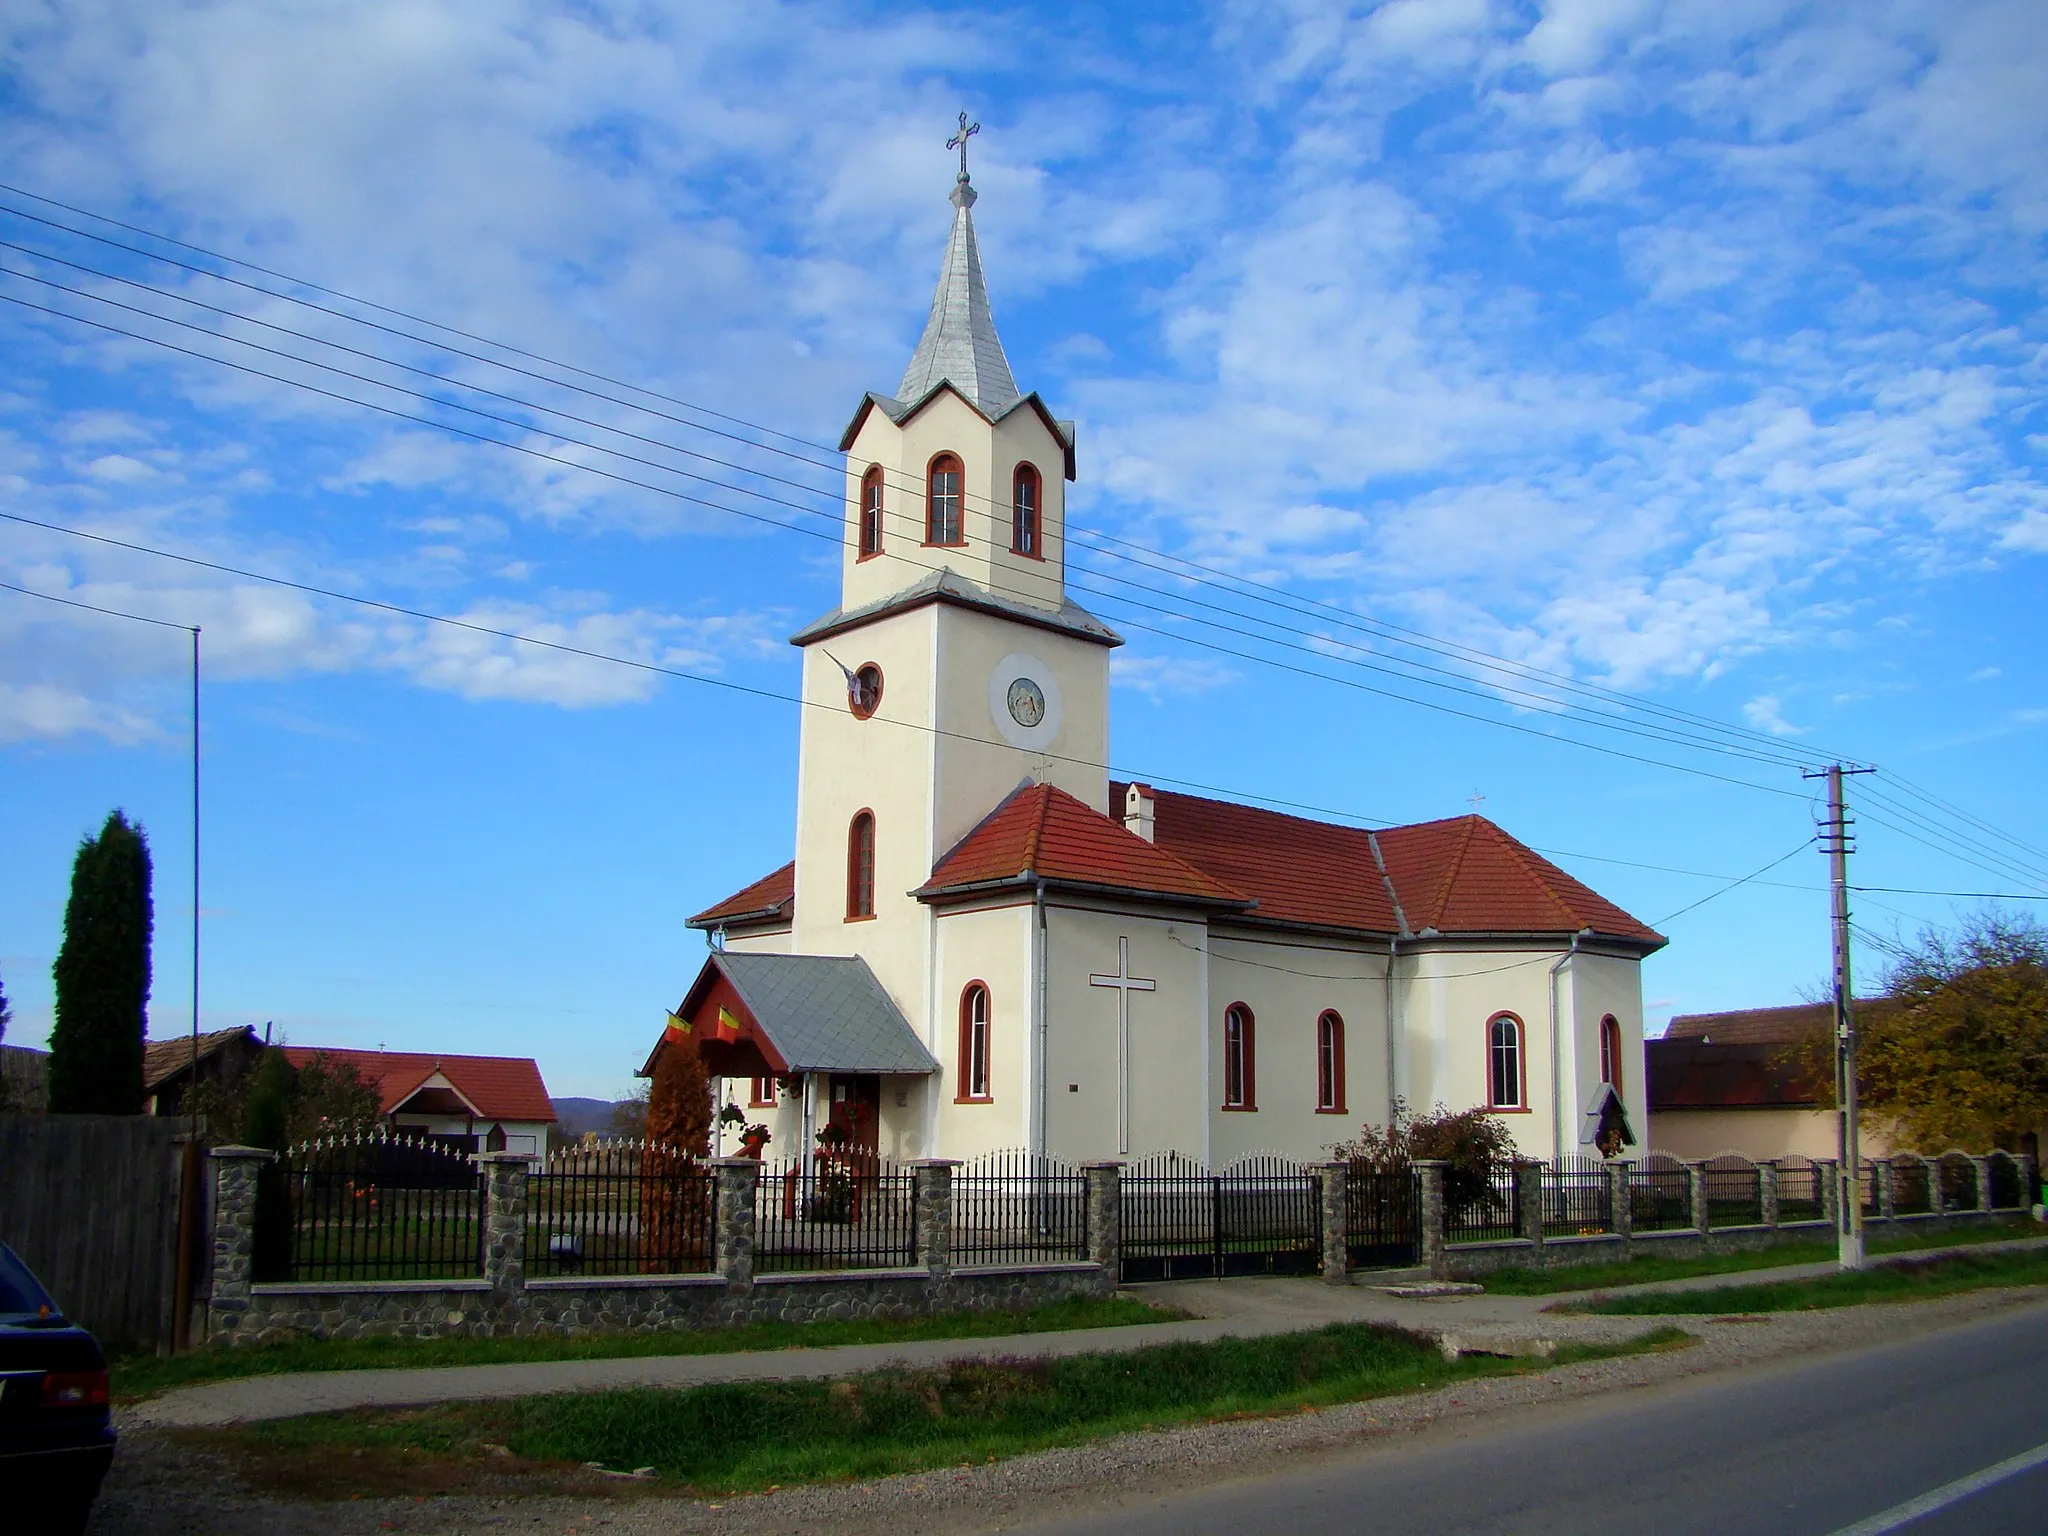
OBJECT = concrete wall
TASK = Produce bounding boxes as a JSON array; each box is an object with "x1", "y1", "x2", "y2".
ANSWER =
[{"x1": 1650, "y1": 1107, "x2": 1892, "y2": 1162}]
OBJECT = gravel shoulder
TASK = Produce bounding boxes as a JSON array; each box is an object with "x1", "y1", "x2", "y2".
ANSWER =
[{"x1": 91, "y1": 1282, "x2": 2048, "y2": 1536}]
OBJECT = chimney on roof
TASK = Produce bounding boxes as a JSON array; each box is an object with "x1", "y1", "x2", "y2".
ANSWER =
[{"x1": 1123, "y1": 782, "x2": 1156, "y2": 843}]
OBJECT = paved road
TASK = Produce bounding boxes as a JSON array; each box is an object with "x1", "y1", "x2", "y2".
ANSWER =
[{"x1": 1013, "y1": 1301, "x2": 2048, "y2": 1536}]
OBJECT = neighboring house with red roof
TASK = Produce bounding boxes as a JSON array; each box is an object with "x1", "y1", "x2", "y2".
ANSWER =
[
  {"x1": 661, "y1": 160, "x2": 1664, "y2": 1168},
  {"x1": 1648, "y1": 1002, "x2": 1900, "y2": 1160},
  {"x1": 280, "y1": 1047, "x2": 556, "y2": 1159}
]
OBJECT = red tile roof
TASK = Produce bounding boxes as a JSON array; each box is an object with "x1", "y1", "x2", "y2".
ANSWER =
[
  {"x1": 688, "y1": 861, "x2": 795, "y2": 930},
  {"x1": 1647, "y1": 1037, "x2": 1824, "y2": 1110},
  {"x1": 1128, "y1": 786, "x2": 1663, "y2": 946},
  {"x1": 1662, "y1": 1000, "x2": 1897, "y2": 1045},
  {"x1": 919, "y1": 784, "x2": 1250, "y2": 907},
  {"x1": 280, "y1": 1047, "x2": 556, "y2": 1124}
]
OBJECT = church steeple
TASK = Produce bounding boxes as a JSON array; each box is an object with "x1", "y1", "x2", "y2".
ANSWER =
[{"x1": 896, "y1": 114, "x2": 1020, "y2": 418}]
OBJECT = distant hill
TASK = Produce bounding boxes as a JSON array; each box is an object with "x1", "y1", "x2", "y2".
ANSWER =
[{"x1": 551, "y1": 1096, "x2": 624, "y2": 1140}]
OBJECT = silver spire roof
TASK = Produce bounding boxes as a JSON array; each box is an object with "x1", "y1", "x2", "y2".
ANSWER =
[{"x1": 896, "y1": 171, "x2": 1021, "y2": 418}]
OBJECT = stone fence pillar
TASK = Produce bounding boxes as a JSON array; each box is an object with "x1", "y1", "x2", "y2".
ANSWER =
[
  {"x1": 478, "y1": 1152, "x2": 529, "y2": 1308},
  {"x1": 1517, "y1": 1160, "x2": 1546, "y2": 1251},
  {"x1": 1607, "y1": 1161, "x2": 1634, "y2": 1243},
  {"x1": 1082, "y1": 1162, "x2": 1121, "y2": 1280},
  {"x1": 1928, "y1": 1158, "x2": 1948, "y2": 1217},
  {"x1": 2020, "y1": 1153, "x2": 2041, "y2": 1211},
  {"x1": 206, "y1": 1145, "x2": 274, "y2": 1342},
  {"x1": 912, "y1": 1160, "x2": 957, "y2": 1283},
  {"x1": 1815, "y1": 1158, "x2": 1839, "y2": 1228},
  {"x1": 713, "y1": 1157, "x2": 760, "y2": 1291},
  {"x1": 1759, "y1": 1161, "x2": 1780, "y2": 1228},
  {"x1": 1972, "y1": 1156, "x2": 1994, "y2": 1213},
  {"x1": 1877, "y1": 1158, "x2": 1897, "y2": 1221},
  {"x1": 1686, "y1": 1160, "x2": 1711, "y2": 1233},
  {"x1": 1415, "y1": 1160, "x2": 1448, "y2": 1279},
  {"x1": 1316, "y1": 1162, "x2": 1348, "y2": 1284}
]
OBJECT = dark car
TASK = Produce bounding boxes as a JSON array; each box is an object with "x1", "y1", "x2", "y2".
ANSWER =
[{"x1": 0, "y1": 1242, "x2": 115, "y2": 1532}]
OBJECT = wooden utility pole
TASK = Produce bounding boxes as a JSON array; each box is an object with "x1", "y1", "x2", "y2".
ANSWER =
[{"x1": 1808, "y1": 763, "x2": 1873, "y2": 1271}]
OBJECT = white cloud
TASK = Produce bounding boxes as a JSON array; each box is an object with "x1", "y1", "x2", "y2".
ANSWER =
[
  {"x1": 0, "y1": 683, "x2": 159, "y2": 746},
  {"x1": 1111, "y1": 653, "x2": 1240, "y2": 700},
  {"x1": 1741, "y1": 693, "x2": 1806, "y2": 738}
]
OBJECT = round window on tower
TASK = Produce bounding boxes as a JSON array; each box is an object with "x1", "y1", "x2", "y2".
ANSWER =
[{"x1": 850, "y1": 663, "x2": 884, "y2": 720}]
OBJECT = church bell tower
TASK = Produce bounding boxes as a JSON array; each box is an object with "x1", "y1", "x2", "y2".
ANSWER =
[{"x1": 784, "y1": 117, "x2": 1121, "y2": 1004}]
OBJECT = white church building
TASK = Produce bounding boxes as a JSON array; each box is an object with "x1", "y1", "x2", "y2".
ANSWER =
[{"x1": 659, "y1": 145, "x2": 1665, "y2": 1171}]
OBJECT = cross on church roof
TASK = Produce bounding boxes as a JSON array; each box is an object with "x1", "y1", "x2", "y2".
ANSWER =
[{"x1": 948, "y1": 111, "x2": 980, "y2": 183}]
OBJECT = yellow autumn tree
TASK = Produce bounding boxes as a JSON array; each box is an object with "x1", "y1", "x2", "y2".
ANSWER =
[
  {"x1": 1806, "y1": 911, "x2": 2048, "y2": 1152},
  {"x1": 640, "y1": 1037, "x2": 714, "y2": 1270}
]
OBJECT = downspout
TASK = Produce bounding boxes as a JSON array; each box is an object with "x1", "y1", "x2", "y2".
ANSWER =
[
  {"x1": 1034, "y1": 877, "x2": 1048, "y2": 1160},
  {"x1": 1549, "y1": 931, "x2": 1588, "y2": 1164},
  {"x1": 1366, "y1": 830, "x2": 1410, "y2": 1125}
]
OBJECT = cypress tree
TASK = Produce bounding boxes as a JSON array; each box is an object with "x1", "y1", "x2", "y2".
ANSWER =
[{"x1": 48, "y1": 810, "x2": 153, "y2": 1115}]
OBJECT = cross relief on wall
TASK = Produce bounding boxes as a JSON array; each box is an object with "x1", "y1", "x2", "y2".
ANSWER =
[{"x1": 1088, "y1": 935, "x2": 1156, "y2": 1156}]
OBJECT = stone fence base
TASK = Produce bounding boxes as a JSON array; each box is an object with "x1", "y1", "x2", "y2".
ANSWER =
[
  {"x1": 223, "y1": 1262, "x2": 1110, "y2": 1347},
  {"x1": 1442, "y1": 1208, "x2": 2025, "y2": 1280}
]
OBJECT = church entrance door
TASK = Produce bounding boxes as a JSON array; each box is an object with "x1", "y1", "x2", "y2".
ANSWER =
[{"x1": 826, "y1": 1074, "x2": 881, "y2": 1156}]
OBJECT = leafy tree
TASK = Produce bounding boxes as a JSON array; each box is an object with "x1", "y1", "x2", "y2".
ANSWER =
[
  {"x1": 608, "y1": 1082, "x2": 651, "y2": 1142},
  {"x1": 239, "y1": 1049, "x2": 296, "y2": 1152},
  {"x1": 285, "y1": 1052, "x2": 382, "y2": 1144},
  {"x1": 1801, "y1": 911, "x2": 2048, "y2": 1152},
  {"x1": 48, "y1": 811, "x2": 153, "y2": 1115},
  {"x1": 645, "y1": 1040, "x2": 713, "y2": 1156},
  {"x1": 1333, "y1": 1098, "x2": 1519, "y2": 1209}
]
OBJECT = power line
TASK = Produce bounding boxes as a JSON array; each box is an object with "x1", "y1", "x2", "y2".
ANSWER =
[
  {"x1": 2, "y1": 509, "x2": 1841, "y2": 901},
  {"x1": 7, "y1": 186, "x2": 2044, "y2": 877},
  {"x1": 0, "y1": 284, "x2": 1818, "y2": 802},
  {"x1": 0, "y1": 576, "x2": 197, "y2": 633},
  {"x1": 0, "y1": 249, "x2": 1819, "y2": 778},
  {"x1": 0, "y1": 190, "x2": 1843, "y2": 772},
  {"x1": 1650, "y1": 841, "x2": 1816, "y2": 927}
]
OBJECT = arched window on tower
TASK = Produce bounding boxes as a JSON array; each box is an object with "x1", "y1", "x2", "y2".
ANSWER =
[
  {"x1": 1316, "y1": 1010, "x2": 1345, "y2": 1113},
  {"x1": 926, "y1": 453, "x2": 963, "y2": 546},
  {"x1": 1222, "y1": 1003, "x2": 1256, "y2": 1110},
  {"x1": 1600, "y1": 1014, "x2": 1623, "y2": 1092},
  {"x1": 859, "y1": 466, "x2": 885, "y2": 558},
  {"x1": 1488, "y1": 1013, "x2": 1525, "y2": 1110},
  {"x1": 1011, "y1": 463, "x2": 1041, "y2": 557},
  {"x1": 957, "y1": 983, "x2": 992, "y2": 1102},
  {"x1": 846, "y1": 811, "x2": 875, "y2": 920}
]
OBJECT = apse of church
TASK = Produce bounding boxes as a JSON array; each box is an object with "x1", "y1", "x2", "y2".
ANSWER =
[{"x1": 670, "y1": 124, "x2": 1665, "y2": 1171}]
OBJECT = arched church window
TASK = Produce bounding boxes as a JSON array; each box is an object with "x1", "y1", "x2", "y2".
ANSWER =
[
  {"x1": 1222, "y1": 1003, "x2": 1256, "y2": 1110},
  {"x1": 846, "y1": 811, "x2": 876, "y2": 920},
  {"x1": 926, "y1": 453, "x2": 963, "y2": 546},
  {"x1": 1488, "y1": 1013, "x2": 1524, "y2": 1110},
  {"x1": 859, "y1": 466, "x2": 885, "y2": 558},
  {"x1": 1600, "y1": 1014, "x2": 1622, "y2": 1091},
  {"x1": 1012, "y1": 463, "x2": 1041, "y2": 557},
  {"x1": 1316, "y1": 1010, "x2": 1345, "y2": 1113},
  {"x1": 958, "y1": 983, "x2": 992, "y2": 1102}
]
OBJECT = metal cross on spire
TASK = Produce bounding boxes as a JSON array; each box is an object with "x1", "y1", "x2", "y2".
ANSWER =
[{"x1": 948, "y1": 111, "x2": 980, "y2": 182}]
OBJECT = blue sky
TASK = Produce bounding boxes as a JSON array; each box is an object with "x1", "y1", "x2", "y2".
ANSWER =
[{"x1": 1, "y1": 0, "x2": 2044, "y2": 1101}]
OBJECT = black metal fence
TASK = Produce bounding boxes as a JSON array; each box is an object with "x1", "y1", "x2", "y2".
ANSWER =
[
  {"x1": 1541, "y1": 1157, "x2": 1613, "y2": 1235},
  {"x1": 951, "y1": 1150, "x2": 1089, "y2": 1266},
  {"x1": 526, "y1": 1142, "x2": 716, "y2": 1277},
  {"x1": 1630, "y1": 1155, "x2": 1693, "y2": 1232},
  {"x1": 1344, "y1": 1163, "x2": 1420, "y2": 1269},
  {"x1": 1444, "y1": 1163, "x2": 1521, "y2": 1244},
  {"x1": 1704, "y1": 1157, "x2": 1763, "y2": 1228},
  {"x1": 1119, "y1": 1152, "x2": 1320, "y2": 1283},
  {"x1": 1776, "y1": 1158, "x2": 1824, "y2": 1222},
  {"x1": 257, "y1": 1133, "x2": 485, "y2": 1283},
  {"x1": 754, "y1": 1153, "x2": 917, "y2": 1273},
  {"x1": 1860, "y1": 1160, "x2": 1881, "y2": 1217}
]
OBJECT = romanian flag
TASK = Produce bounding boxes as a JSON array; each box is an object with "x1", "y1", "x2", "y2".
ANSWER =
[
  {"x1": 714, "y1": 1006, "x2": 745, "y2": 1043},
  {"x1": 662, "y1": 1009, "x2": 691, "y2": 1047}
]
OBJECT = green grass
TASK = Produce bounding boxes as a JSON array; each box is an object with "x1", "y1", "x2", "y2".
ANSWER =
[
  {"x1": 213, "y1": 1322, "x2": 1691, "y2": 1496},
  {"x1": 113, "y1": 1295, "x2": 1175, "y2": 1404},
  {"x1": 1473, "y1": 1218, "x2": 2043, "y2": 1296},
  {"x1": 1570, "y1": 1248, "x2": 2048, "y2": 1316}
]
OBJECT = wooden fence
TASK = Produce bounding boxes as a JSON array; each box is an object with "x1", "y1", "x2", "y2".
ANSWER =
[{"x1": 0, "y1": 1114, "x2": 191, "y2": 1352}]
